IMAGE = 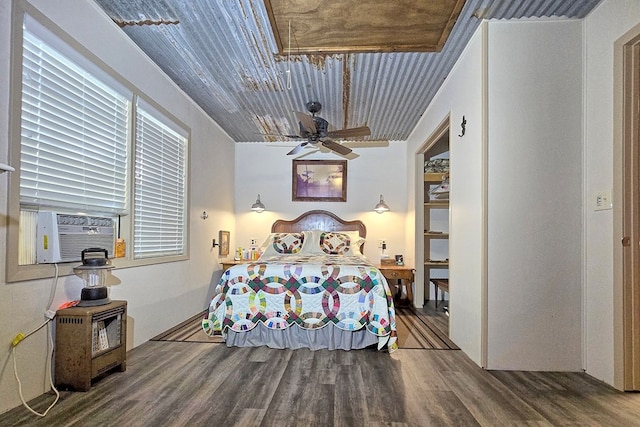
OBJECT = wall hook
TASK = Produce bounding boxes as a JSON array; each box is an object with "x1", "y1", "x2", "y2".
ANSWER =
[
  {"x1": 458, "y1": 115, "x2": 466, "y2": 137},
  {"x1": 212, "y1": 238, "x2": 219, "y2": 248},
  {"x1": 201, "y1": 211, "x2": 208, "y2": 220}
]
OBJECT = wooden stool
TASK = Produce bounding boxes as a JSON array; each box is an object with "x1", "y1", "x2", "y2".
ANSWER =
[{"x1": 430, "y1": 279, "x2": 449, "y2": 307}]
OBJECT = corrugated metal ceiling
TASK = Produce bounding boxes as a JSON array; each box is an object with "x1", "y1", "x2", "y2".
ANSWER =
[{"x1": 91, "y1": 0, "x2": 602, "y2": 143}]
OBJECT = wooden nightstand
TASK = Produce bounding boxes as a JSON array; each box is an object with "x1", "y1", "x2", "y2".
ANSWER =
[
  {"x1": 220, "y1": 260, "x2": 250, "y2": 271},
  {"x1": 377, "y1": 265, "x2": 415, "y2": 305}
]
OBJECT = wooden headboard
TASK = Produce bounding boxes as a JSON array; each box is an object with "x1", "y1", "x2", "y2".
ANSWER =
[{"x1": 271, "y1": 210, "x2": 366, "y2": 238}]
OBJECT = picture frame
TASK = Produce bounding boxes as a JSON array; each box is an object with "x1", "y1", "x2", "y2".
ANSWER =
[
  {"x1": 219, "y1": 230, "x2": 230, "y2": 256},
  {"x1": 292, "y1": 160, "x2": 347, "y2": 202}
]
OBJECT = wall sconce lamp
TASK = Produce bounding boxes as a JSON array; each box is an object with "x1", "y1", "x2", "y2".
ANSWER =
[
  {"x1": 251, "y1": 194, "x2": 266, "y2": 213},
  {"x1": 374, "y1": 194, "x2": 390, "y2": 214}
]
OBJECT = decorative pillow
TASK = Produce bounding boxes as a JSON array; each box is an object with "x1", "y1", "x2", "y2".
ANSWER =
[
  {"x1": 273, "y1": 232, "x2": 305, "y2": 253},
  {"x1": 260, "y1": 232, "x2": 305, "y2": 256},
  {"x1": 338, "y1": 230, "x2": 366, "y2": 253},
  {"x1": 299, "y1": 230, "x2": 365, "y2": 256},
  {"x1": 319, "y1": 232, "x2": 352, "y2": 255}
]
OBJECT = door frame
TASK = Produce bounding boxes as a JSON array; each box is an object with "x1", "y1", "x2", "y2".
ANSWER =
[
  {"x1": 415, "y1": 115, "x2": 450, "y2": 308},
  {"x1": 614, "y1": 22, "x2": 640, "y2": 391}
]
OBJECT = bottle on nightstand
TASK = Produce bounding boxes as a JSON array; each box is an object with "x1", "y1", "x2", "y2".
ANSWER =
[{"x1": 380, "y1": 243, "x2": 395, "y2": 266}]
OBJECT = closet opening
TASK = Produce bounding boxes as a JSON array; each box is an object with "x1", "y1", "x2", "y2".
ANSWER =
[{"x1": 415, "y1": 117, "x2": 451, "y2": 338}]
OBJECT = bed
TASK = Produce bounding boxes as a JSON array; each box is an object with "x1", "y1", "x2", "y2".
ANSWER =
[{"x1": 202, "y1": 210, "x2": 397, "y2": 351}]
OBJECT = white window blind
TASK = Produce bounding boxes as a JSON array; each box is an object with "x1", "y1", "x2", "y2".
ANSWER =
[
  {"x1": 134, "y1": 102, "x2": 187, "y2": 259},
  {"x1": 20, "y1": 21, "x2": 130, "y2": 214}
]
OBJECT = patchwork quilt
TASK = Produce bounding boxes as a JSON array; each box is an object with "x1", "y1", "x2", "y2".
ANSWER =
[{"x1": 202, "y1": 253, "x2": 398, "y2": 351}]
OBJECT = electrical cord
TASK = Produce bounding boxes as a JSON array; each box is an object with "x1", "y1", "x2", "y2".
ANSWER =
[
  {"x1": 46, "y1": 263, "x2": 59, "y2": 313},
  {"x1": 11, "y1": 263, "x2": 61, "y2": 417},
  {"x1": 12, "y1": 320, "x2": 60, "y2": 417}
]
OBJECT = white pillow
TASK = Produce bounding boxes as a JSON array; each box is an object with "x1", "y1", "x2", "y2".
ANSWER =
[{"x1": 259, "y1": 232, "x2": 306, "y2": 257}]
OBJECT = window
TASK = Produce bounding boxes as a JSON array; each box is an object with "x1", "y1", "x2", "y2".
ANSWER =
[
  {"x1": 20, "y1": 16, "x2": 130, "y2": 214},
  {"x1": 134, "y1": 101, "x2": 188, "y2": 259},
  {"x1": 10, "y1": 13, "x2": 189, "y2": 277}
]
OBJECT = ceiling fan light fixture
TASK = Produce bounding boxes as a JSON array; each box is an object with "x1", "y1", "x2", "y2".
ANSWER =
[
  {"x1": 284, "y1": 102, "x2": 368, "y2": 157},
  {"x1": 374, "y1": 194, "x2": 390, "y2": 214},
  {"x1": 251, "y1": 194, "x2": 266, "y2": 213}
]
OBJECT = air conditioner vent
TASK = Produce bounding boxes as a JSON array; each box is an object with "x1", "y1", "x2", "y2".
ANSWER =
[{"x1": 36, "y1": 212, "x2": 114, "y2": 263}]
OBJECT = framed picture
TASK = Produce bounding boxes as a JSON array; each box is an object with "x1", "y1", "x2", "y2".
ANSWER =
[
  {"x1": 292, "y1": 160, "x2": 347, "y2": 202},
  {"x1": 219, "y1": 230, "x2": 230, "y2": 256}
]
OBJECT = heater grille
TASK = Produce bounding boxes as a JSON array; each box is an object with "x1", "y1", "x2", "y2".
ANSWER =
[
  {"x1": 58, "y1": 317, "x2": 83, "y2": 325},
  {"x1": 93, "y1": 306, "x2": 125, "y2": 322}
]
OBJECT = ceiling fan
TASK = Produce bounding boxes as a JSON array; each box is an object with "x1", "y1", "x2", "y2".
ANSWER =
[{"x1": 280, "y1": 101, "x2": 371, "y2": 157}]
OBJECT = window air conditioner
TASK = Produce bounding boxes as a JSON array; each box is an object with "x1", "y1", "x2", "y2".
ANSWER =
[{"x1": 36, "y1": 212, "x2": 115, "y2": 263}]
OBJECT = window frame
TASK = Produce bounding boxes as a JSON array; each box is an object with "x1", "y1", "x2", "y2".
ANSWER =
[{"x1": 5, "y1": 5, "x2": 190, "y2": 283}]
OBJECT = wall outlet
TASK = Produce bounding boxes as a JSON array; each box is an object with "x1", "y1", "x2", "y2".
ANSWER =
[
  {"x1": 378, "y1": 239, "x2": 386, "y2": 248},
  {"x1": 250, "y1": 238, "x2": 258, "y2": 246}
]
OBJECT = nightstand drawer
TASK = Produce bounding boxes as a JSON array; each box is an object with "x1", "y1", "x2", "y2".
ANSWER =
[{"x1": 384, "y1": 269, "x2": 413, "y2": 280}]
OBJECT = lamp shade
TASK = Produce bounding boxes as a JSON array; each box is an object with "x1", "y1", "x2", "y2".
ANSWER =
[
  {"x1": 374, "y1": 194, "x2": 390, "y2": 213},
  {"x1": 251, "y1": 194, "x2": 266, "y2": 213}
]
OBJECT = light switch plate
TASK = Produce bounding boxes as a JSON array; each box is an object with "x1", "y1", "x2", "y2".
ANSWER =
[{"x1": 594, "y1": 190, "x2": 612, "y2": 211}]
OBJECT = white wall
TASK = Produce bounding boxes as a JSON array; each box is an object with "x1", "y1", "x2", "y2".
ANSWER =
[
  {"x1": 234, "y1": 142, "x2": 408, "y2": 262},
  {"x1": 406, "y1": 18, "x2": 585, "y2": 370},
  {"x1": 406, "y1": 28, "x2": 485, "y2": 365},
  {"x1": 584, "y1": 0, "x2": 640, "y2": 386},
  {"x1": 0, "y1": 0, "x2": 235, "y2": 414},
  {"x1": 486, "y1": 20, "x2": 583, "y2": 371}
]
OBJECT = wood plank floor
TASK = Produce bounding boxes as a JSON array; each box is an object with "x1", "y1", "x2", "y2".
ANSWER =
[
  {"x1": 3, "y1": 338, "x2": 640, "y2": 426},
  {"x1": 152, "y1": 303, "x2": 457, "y2": 350},
  {"x1": 418, "y1": 299, "x2": 449, "y2": 336}
]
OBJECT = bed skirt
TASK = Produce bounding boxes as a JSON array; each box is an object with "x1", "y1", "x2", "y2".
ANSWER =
[{"x1": 224, "y1": 323, "x2": 381, "y2": 351}]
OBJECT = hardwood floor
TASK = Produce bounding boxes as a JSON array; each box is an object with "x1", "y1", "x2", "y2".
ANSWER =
[
  {"x1": 2, "y1": 337, "x2": 640, "y2": 426},
  {"x1": 416, "y1": 298, "x2": 450, "y2": 336}
]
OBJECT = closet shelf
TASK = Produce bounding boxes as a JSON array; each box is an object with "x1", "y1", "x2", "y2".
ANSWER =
[
  {"x1": 424, "y1": 232, "x2": 449, "y2": 238},
  {"x1": 424, "y1": 200, "x2": 449, "y2": 207},
  {"x1": 424, "y1": 172, "x2": 449, "y2": 182},
  {"x1": 425, "y1": 260, "x2": 449, "y2": 267}
]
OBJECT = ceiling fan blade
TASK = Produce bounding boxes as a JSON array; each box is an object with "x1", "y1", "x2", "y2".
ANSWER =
[
  {"x1": 321, "y1": 138, "x2": 352, "y2": 155},
  {"x1": 295, "y1": 111, "x2": 317, "y2": 134},
  {"x1": 326, "y1": 126, "x2": 371, "y2": 139},
  {"x1": 342, "y1": 140, "x2": 389, "y2": 148},
  {"x1": 294, "y1": 149, "x2": 319, "y2": 159},
  {"x1": 257, "y1": 133, "x2": 303, "y2": 139},
  {"x1": 287, "y1": 141, "x2": 309, "y2": 155}
]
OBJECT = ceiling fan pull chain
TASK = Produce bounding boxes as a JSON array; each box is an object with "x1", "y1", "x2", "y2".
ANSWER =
[{"x1": 286, "y1": 20, "x2": 292, "y2": 90}]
